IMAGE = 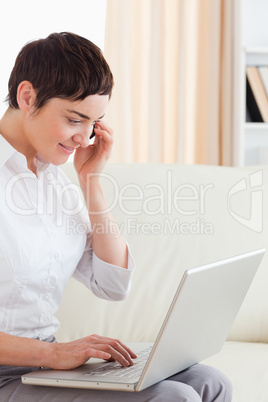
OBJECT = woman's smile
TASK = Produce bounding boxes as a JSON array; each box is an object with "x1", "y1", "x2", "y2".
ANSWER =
[{"x1": 58, "y1": 143, "x2": 76, "y2": 154}]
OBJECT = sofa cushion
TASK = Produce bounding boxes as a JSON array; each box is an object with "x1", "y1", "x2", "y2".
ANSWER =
[
  {"x1": 203, "y1": 341, "x2": 268, "y2": 402},
  {"x1": 56, "y1": 163, "x2": 268, "y2": 344}
]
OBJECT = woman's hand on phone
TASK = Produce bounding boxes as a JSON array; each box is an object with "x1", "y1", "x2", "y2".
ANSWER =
[{"x1": 74, "y1": 120, "x2": 113, "y2": 186}]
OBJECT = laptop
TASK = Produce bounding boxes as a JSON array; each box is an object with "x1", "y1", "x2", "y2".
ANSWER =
[{"x1": 22, "y1": 248, "x2": 265, "y2": 392}]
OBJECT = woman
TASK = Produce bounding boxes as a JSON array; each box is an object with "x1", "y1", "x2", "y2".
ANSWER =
[{"x1": 0, "y1": 32, "x2": 232, "y2": 401}]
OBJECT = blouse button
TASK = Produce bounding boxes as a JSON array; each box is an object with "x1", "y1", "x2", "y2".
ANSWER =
[
  {"x1": 49, "y1": 277, "x2": 56, "y2": 286},
  {"x1": 42, "y1": 294, "x2": 49, "y2": 302}
]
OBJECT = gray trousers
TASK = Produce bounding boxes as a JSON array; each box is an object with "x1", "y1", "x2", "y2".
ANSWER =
[{"x1": 0, "y1": 363, "x2": 232, "y2": 401}]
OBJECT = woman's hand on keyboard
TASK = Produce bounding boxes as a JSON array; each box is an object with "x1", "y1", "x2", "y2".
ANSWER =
[{"x1": 48, "y1": 334, "x2": 137, "y2": 370}]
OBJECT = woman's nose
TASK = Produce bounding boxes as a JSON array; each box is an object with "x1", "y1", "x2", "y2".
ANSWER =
[
  {"x1": 72, "y1": 126, "x2": 94, "y2": 148},
  {"x1": 72, "y1": 134, "x2": 90, "y2": 148}
]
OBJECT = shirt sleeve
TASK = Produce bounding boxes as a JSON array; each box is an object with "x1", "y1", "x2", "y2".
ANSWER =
[{"x1": 72, "y1": 233, "x2": 135, "y2": 301}]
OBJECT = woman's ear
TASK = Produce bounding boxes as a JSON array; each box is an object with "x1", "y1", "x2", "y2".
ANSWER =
[{"x1": 16, "y1": 81, "x2": 36, "y2": 113}]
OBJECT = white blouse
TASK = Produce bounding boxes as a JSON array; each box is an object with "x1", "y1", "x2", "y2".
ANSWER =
[{"x1": 0, "y1": 135, "x2": 135, "y2": 341}]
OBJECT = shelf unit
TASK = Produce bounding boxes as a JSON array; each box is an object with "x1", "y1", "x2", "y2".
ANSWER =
[
  {"x1": 234, "y1": 0, "x2": 268, "y2": 166},
  {"x1": 243, "y1": 48, "x2": 268, "y2": 165}
]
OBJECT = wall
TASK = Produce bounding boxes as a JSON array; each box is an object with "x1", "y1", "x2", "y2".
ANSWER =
[
  {"x1": 0, "y1": 0, "x2": 107, "y2": 117},
  {"x1": 243, "y1": 0, "x2": 268, "y2": 47}
]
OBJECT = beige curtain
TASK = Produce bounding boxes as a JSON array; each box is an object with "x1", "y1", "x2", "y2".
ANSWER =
[{"x1": 104, "y1": 0, "x2": 235, "y2": 165}]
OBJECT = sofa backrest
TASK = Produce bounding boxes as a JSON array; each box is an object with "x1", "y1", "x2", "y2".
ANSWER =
[{"x1": 56, "y1": 163, "x2": 268, "y2": 344}]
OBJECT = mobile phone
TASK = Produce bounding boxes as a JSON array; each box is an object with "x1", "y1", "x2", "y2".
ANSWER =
[{"x1": 90, "y1": 129, "x2": 95, "y2": 139}]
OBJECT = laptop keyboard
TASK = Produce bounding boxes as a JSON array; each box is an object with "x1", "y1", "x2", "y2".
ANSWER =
[{"x1": 84, "y1": 347, "x2": 152, "y2": 380}]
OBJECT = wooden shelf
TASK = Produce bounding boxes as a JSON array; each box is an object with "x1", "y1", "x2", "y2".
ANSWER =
[
  {"x1": 244, "y1": 123, "x2": 268, "y2": 131},
  {"x1": 243, "y1": 124, "x2": 268, "y2": 165},
  {"x1": 245, "y1": 48, "x2": 268, "y2": 66},
  {"x1": 245, "y1": 47, "x2": 268, "y2": 54},
  {"x1": 234, "y1": 0, "x2": 268, "y2": 165}
]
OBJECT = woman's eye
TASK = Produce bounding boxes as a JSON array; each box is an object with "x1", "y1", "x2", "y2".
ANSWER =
[{"x1": 68, "y1": 119, "x2": 81, "y2": 125}]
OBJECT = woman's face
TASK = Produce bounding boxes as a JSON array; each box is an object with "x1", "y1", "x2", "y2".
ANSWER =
[{"x1": 24, "y1": 94, "x2": 109, "y2": 165}]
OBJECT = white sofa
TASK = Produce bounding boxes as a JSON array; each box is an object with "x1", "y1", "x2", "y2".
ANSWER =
[{"x1": 56, "y1": 163, "x2": 268, "y2": 402}]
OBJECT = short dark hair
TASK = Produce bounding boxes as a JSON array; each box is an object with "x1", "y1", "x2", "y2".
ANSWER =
[{"x1": 7, "y1": 32, "x2": 114, "y2": 110}]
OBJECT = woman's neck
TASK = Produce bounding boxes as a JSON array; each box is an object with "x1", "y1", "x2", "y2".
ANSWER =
[{"x1": 0, "y1": 107, "x2": 37, "y2": 174}]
